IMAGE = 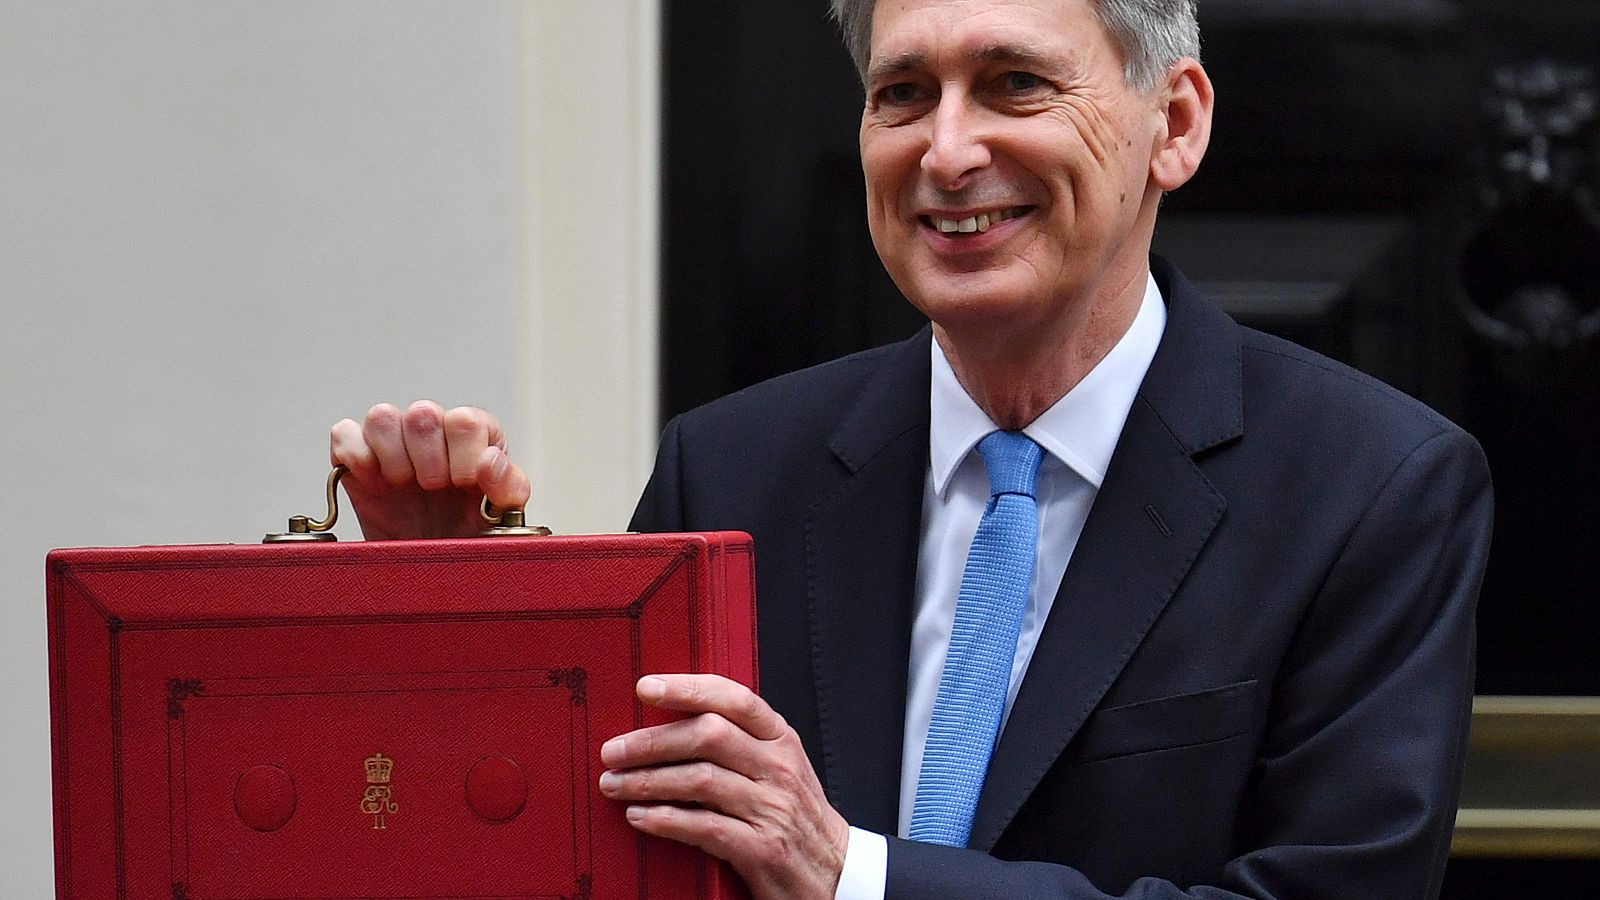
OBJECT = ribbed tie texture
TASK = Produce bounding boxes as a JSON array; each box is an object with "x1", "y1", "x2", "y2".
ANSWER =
[{"x1": 909, "y1": 430, "x2": 1043, "y2": 848}]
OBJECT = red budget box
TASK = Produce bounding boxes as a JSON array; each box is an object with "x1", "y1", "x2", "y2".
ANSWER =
[{"x1": 47, "y1": 533, "x2": 756, "y2": 900}]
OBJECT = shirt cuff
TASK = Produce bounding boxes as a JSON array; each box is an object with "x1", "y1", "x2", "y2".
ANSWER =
[{"x1": 833, "y1": 826, "x2": 888, "y2": 900}]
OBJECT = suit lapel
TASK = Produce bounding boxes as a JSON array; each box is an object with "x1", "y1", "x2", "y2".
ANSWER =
[
  {"x1": 806, "y1": 329, "x2": 932, "y2": 835},
  {"x1": 969, "y1": 261, "x2": 1245, "y2": 850}
]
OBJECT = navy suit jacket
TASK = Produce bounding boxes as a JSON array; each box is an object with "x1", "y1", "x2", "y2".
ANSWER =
[{"x1": 629, "y1": 259, "x2": 1493, "y2": 898}]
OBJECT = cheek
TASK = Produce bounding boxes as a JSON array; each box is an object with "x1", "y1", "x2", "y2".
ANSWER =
[
  {"x1": 857, "y1": 160, "x2": 902, "y2": 270},
  {"x1": 861, "y1": 142, "x2": 925, "y2": 229},
  {"x1": 860, "y1": 171, "x2": 896, "y2": 251},
  {"x1": 1050, "y1": 97, "x2": 1143, "y2": 180},
  {"x1": 859, "y1": 138, "x2": 896, "y2": 206}
]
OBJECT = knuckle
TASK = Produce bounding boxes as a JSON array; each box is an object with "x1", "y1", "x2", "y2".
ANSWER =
[
  {"x1": 771, "y1": 753, "x2": 799, "y2": 780},
  {"x1": 684, "y1": 680, "x2": 707, "y2": 706},
  {"x1": 443, "y1": 404, "x2": 476, "y2": 422},
  {"x1": 765, "y1": 766, "x2": 799, "y2": 797},
  {"x1": 688, "y1": 763, "x2": 717, "y2": 795},
  {"x1": 365, "y1": 403, "x2": 400, "y2": 428},
  {"x1": 697, "y1": 714, "x2": 734, "y2": 751},
  {"x1": 404, "y1": 402, "x2": 442, "y2": 431},
  {"x1": 442, "y1": 406, "x2": 482, "y2": 434},
  {"x1": 777, "y1": 729, "x2": 804, "y2": 756},
  {"x1": 330, "y1": 421, "x2": 359, "y2": 454},
  {"x1": 738, "y1": 691, "x2": 766, "y2": 722},
  {"x1": 633, "y1": 728, "x2": 657, "y2": 756},
  {"x1": 750, "y1": 835, "x2": 784, "y2": 871}
]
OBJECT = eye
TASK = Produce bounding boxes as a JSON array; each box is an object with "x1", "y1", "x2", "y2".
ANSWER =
[
  {"x1": 1003, "y1": 71, "x2": 1045, "y2": 92},
  {"x1": 879, "y1": 82, "x2": 927, "y2": 106}
]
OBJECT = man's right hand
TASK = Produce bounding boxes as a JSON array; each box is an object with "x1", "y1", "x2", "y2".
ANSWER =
[{"x1": 329, "y1": 401, "x2": 530, "y2": 540}]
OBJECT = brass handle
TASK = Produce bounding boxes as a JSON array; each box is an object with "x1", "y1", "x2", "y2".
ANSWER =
[
  {"x1": 480, "y1": 496, "x2": 553, "y2": 537},
  {"x1": 263, "y1": 466, "x2": 348, "y2": 543}
]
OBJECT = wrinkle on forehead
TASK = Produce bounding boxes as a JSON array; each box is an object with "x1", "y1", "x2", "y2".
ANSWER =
[{"x1": 868, "y1": 1, "x2": 1105, "y2": 81}]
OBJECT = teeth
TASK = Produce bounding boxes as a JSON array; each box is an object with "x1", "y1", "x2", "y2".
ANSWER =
[{"x1": 931, "y1": 207, "x2": 1022, "y2": 235}]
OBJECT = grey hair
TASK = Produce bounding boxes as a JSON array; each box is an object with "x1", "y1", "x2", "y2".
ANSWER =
[{"x1": 827, "y1": 0, "x2": 1200, "y2": 93}]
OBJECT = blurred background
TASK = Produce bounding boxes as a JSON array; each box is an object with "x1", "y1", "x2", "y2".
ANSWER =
[{"x1": 7, "y1": 0, "x2": 1600, "y2": 895}]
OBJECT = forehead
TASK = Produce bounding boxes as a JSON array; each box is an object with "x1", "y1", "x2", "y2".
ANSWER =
[{"x1": 867, "y1": 0, "x2": 1109, "y2": 70}]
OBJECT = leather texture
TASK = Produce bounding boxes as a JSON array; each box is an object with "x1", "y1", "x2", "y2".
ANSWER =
[
  {"x1": 629, "y1": 258, "x2": 1494, "y2": 899},
  {"x1": 47, "y1": 532, "x2": 756, "y2": 900}
]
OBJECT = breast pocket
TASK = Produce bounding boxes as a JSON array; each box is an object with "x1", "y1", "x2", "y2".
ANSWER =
[{"x1": 1072, "y1": 679, "x2": 1260, "y2": 763}]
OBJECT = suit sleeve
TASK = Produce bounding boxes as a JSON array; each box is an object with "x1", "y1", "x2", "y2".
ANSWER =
[
  {"x1": 628, "y1": 415, "x2": 687, "y2": 534},
  {"x1": 882, "y1": 428, "x2": 1494, "y2": 899}
]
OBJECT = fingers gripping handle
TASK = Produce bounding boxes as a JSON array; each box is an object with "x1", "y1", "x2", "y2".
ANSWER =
[{"x1": 262, "y1": 466, "x2": 551, "y2": 543}]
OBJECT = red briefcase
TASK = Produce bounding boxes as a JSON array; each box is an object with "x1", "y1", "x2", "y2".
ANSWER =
[{"x1": 47, "y1": 528, "x2": 756, "y2": 900}]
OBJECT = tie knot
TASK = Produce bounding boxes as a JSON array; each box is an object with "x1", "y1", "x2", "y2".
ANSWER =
[{"x1": 976, "y1": 430, "x2": 1042, "y2": 499}]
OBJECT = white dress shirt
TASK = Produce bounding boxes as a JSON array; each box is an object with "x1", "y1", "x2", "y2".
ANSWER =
[{"x1": 834, "y1": 274, "x2": 1168, "y2": 899}]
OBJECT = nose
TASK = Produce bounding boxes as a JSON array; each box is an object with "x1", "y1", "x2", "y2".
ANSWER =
[{"x1": 921, "y1": 92, "x2": 990, "y2": 190}]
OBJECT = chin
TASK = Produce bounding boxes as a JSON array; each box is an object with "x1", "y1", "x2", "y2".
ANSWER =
[{"x1": 906, "y1": 280, "x2": 1047, "y2": 333}]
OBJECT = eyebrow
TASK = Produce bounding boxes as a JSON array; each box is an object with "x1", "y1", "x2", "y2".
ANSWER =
[
  {"x1": 866, "y1": 43, "x2": 1064, "y2": 85},
  {"x1": 969, "y1": 43, "x2": 1057, "y2": 71},
  {"x1": 866, "y1": 51, "x2": 927, "y2": 85}
]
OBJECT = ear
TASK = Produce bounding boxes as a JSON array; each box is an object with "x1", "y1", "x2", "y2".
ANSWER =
[{"x1": 1150, "y1": 58, "x2": 1213, "y2": 192}]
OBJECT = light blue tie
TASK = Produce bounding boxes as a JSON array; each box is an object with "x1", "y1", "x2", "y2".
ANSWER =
[{"x1": 910, "y1": 430, "x2": 1043, "y2": 847}]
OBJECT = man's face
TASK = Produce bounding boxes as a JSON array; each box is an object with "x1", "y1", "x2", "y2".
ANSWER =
[{"x1": 860, "y1": 0, "x2": 1164, "y2": 334}]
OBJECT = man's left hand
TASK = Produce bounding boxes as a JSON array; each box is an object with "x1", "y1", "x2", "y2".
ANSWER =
[{"x1": 598, "y1": 674, "x2": 850, "y2": 900}]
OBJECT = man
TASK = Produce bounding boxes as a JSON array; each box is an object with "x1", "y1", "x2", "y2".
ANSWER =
[{"x1": 331, "y1": 1, "x2": 1493, "y2": 897}]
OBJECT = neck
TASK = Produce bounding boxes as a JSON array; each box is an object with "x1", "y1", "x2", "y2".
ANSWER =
[{"x1": 935, "y1": 262, "x2": 1148, "y2": 431}]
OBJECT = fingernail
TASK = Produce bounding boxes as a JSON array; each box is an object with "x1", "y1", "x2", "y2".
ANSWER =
[
  {"x1": 626, "y1": 805, "x2": 646, "y2": 824},
  {"x1": 598, "y1": 771, "x2": 621, "y2": 794},
  {"x1": 600, "y1": 736, "x2": 625, "y2": 763},
  {"x1": 637, "y1": 676, "x2": 666, "y2": 702},
  {"x1": 491, "y1": 449, "x2": 508, "y2": 479}
]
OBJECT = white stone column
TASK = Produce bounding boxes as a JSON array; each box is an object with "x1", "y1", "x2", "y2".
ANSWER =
[{"x1": 515, "y1": 0, "x2": 661, "y2": 535}]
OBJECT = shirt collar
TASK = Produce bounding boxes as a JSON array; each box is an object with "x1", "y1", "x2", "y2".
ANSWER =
[{"x1": 929, "y1": 272, "x2": 1168, "y2": 496}]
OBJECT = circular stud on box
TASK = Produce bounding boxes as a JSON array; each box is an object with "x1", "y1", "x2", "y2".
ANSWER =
[
  {"x1": 234, "y1": 764, "x2": 297, "y2": 832},
  {"x1": 465, "y1": 755, "x2": 529, "y2": 823}
]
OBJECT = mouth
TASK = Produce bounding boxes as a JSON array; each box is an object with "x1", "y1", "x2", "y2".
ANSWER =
[{"x1": 919, "y1": 206, "x2": 1032, "y2": 235}]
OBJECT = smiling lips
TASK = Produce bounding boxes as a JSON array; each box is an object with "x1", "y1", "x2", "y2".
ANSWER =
[{"x1": 923, "y1": 206, "x2": 1031, "y2": 234}]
